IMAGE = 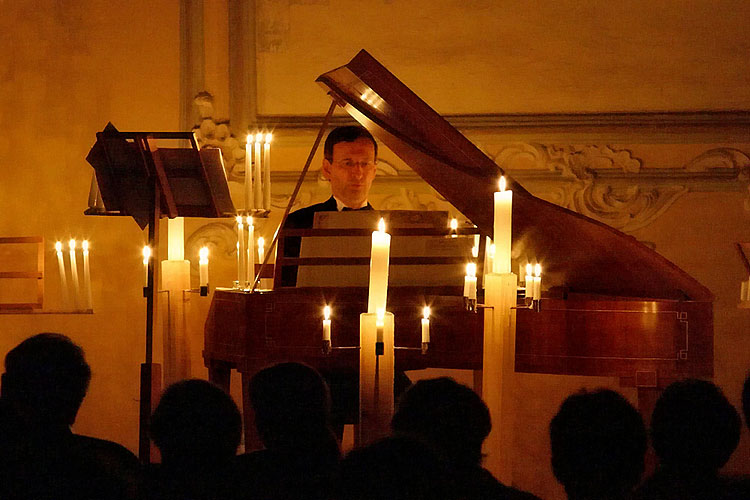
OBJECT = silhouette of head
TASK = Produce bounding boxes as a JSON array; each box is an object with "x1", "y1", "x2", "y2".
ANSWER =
[
  {"x1": 651, "y1": 379, "x2": 740, "y2": 472},
  {"x1": 743, "y1": 372, "x2": 750, "y2": 431},
  {"x1": 249, "y1": 362, "x2": 333, "y2": 449},
  {"x1": 391, "y1": 377, "x2": 490, "y2": 466},
  {"x1": 550, "y1": 389, "x2": 646, "y2": 499},
  {"x1": 1, "y1": 333, "x2": 91, "y2": 426},
  {"x1": 340, "y1": 435, "x2": 451, "y2": 500},
  {"x1": 150, "y1": 379, "x2": 241, "y2": 464}
]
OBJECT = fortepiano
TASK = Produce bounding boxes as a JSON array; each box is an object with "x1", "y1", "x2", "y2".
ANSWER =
[{"x1": 204, "y1": 50, "x2": 712, "y2": 448}]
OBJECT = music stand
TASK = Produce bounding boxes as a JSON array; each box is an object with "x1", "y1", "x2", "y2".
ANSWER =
[{"x1": 86, "y1": 123, "x2": 235, "y2": 462}]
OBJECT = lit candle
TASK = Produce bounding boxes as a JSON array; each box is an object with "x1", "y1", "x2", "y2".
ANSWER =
[
  {"x1": 236, "y1": 216, "x2": 245, "y2": 287},
  {"x1": 82, "y1": 240, "x2": 92, "y2": 310},
  {"x1": 368, "y1": 218, "x2": 391, "y2": 314},
  {"x1": 464, "y1": 262, "x2": 477, "y2": 301},
  {"x1": 524, "y1": 263, "x2": 533, "y2": 299},
  {"x1": 323, "y1": 305, "x2": 332, "y2": 342},
  {"x1": 199, "y1": 246, "x2": 209, "y2": 287},
  {"x1": 68, "y1": 239, "x2": 80, "y2": 309},
  {"x1": 533, "y1": 263, "x2": 542, "y2": 301},
  {"x1": 263, "y1": 133, "x2": 272, "y2": 211},
  {"x1": 254, "y1": 134, "x2": 262, "y2": 211},
  {"x1": 450, "y1": 218, "x2": 458, "y2": 238},
  {"x1": 245, "y1": 134, "x2": 254, "y2": 210},
  {"x1": 493, "y1": 176, "x2": 512, "y2": 274},
  {"x1": 421, "y1": 306, "x2": 430, "y2": 344},
  {"x1": 142, "y1": 245, "x2": 151, "y2": 288},
  {"x1": 55, "y1": 241, "x2": 70, "y2": 309},
  {"x1": 246, "y1": 216, "x2": 255, "y2": 285},
  {"x1": 257, "y1": 236, "x2": 265, "y2": 264}
]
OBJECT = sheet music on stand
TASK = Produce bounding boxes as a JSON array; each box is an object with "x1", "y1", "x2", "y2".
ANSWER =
[{"x1": 296, "y1": 210, "x2": 474, "y2": 288}]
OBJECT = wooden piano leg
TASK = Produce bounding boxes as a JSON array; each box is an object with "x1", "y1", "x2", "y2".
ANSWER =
[
  {"x1": 207, "y1": 361, "x2": 232, "y2": 393},
  {"x1": 241, "y1": 371, "x2": 264, "y2": 452}
]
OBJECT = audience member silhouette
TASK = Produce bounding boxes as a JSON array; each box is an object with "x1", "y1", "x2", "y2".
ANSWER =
[
  {"x1": 549, "y1": 389, "x2": 647, "y2": 500},
  {"x1": 339, "y1": 435, "x2": 454, "y2": 500},
  {"x1": 635, "y1": 378, "x2": 741, "y2": 500},
  {"x1": 391, "y1": 377, "x2": 540, "y2": 500},
  {"x1": 146, "y1": 378, "x2": 243, "y2": 499},
  {"x1": 0, "y1": 333, "x2": 140, "y2": 500},
  {"x1": 236, "y1": 362, "x2": 340, "y2": 500},
  {"x1": 743, "y1": 372, "x2": 750, "y2": 430}
]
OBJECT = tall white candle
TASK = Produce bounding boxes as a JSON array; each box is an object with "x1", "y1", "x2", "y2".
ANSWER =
[
  {"x1": 368, "y1": 218, "x2": 391, "y2": 314},
  {"x1": 257, "y1": 236, "x2": 265, "y2": 264},
  {"x1": 493, "y1": 176, "x2": 512, "y2": 274},
  {"x1": 263, "y1": 133, "x2": 272, "y2": 211},
  {"x1": 450, "y1": 218, "x2": 458, "y2": 238},
  {"x1": 167, "y1": 217, "x2": 184, "y2": 261},
  {"x1": 236, "y1": 216, "x2": 246, "y2": 287},
  {"x1": 323, "y1": 305, "x2": 332, "y2": 342},
  {"x1": 246, "y1": 216, "x2": 255, "y2": 285},
  {"x1": 68, "y1": 240, "x2": 80, "y2": 310},
  {"x1": 142, "y1": 245, "x2": 151, "y2": 288},
  {"x1": 55, "y1": 241, "x2": 70, "y2": 309},
  {"x1": 464, "y1": 262, "x2": 477, "y2": 301},
  {"x1": 376, "y1": 308, "x2": 385, "y2": 344},
  {"x1": 533, "y1": 263, "x2": 542, "y2": 300},
  {"x1": 199, "y1": 247, "x2": 209, "y2": 287},
  {"x1": 524, "y1": 263, "x2": 533, "y2": 299},
  {"x1": 82, "y1": 240, "x2": 92, "y2": 310},
  {"x1": 245, "y1": 135, "x2": 254, "y2": 210},
  {"x1": 421, "y1": 306, "x2": 430, "y2": 344},
  {"x1": 254, "y1": 136, "x2": 262, "y2": 211},
  {"x1": 486, "y1": 240, "x2": 495, "y2": 278}
]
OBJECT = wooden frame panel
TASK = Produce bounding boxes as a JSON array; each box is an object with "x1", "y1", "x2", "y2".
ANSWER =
[{"x1": 0, "y1": 236, "x2": 44, "y2": 310}]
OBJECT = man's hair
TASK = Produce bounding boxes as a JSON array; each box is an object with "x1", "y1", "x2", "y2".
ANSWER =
[
  {"x1": 549, "y1": 389, "x2": 646, "y2": 499},
  {"x1": 391, "y1": 377, "x2": 490, "y2": 466},
  {"x1": 651, "y1": 378, "x2": 740, "y2": 471},
  {"x1": 2, "y1": 333, "x2": 92, "y2": 425},
  {"x1": 743, "y1": 372, "x2": 750, "y2": 431},
  {"x1": 323, "y1": 126, "x2": 377, "y2": 162},
  {"x1": 150, "y1": 379, "x2": 241, "y2": 462},
  {"x1": 249, "y1": 362, "x2": 333, "y2": 448}
]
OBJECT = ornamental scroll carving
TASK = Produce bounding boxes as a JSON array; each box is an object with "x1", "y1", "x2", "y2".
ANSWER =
[{"x1": 489, "y1": 144, "x2": 750, "y2": 232}]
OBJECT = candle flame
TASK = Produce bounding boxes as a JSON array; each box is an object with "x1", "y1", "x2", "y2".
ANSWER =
[
  {"x1": 258, "y1": 237, "x2": 264, "y2": 248},
  {"x1": 450, "y1": 218, "x2": 458, "y2": 230},
  {"x1": 199, "y1": 247, "x2": 209, "y2": 259},
  {"x1": 82, "y1": 240, "x2": 89, "y2": 252},
  {"x1": 423, "y1": 306, "x2": 430, "y2": 319},
  {"x1": 55, "y1": 241, "x2": 62, "y2": 252},
  {"x1": 247, "y1": 134, "x2": 254, "y2": 144},
  {"x1": 471, "y1": 246, "x2": 479, "y2": 258},
  {"x1": 526, "y1": 263, "x2": 533, "y2": 275},
  {"x1": 489, "y1": 243, "x2": 496, "y2": 257},
  {"x1": 377, "y1": 218, "x2": 385, "y2": 233},
  {"x1": 499, "y1": 176, "x2": 506, "y2": 192},
  {"x1": 68, "y1": 239, "x2": 76, "y2": 250},
  {"x1": 246, "y1": 215, "x2": 253, "y2": 226},
  {"x1": 466, "y1": 262, "x2": 477, "y2": 278},
  {"x1": 255, "y1": 133, "x2": 262, "y2": 144},
  {"x1": 323, "y1": 305, "x2": 331, "y2": 320},
  {"x1": 142, "y1": 246, "x2": 151, "y2": 263},
  {"x1": 236, "y1": 215, "x2": 243, "y2": 225},
  {"x1": 534, "y1": 263, "x2": 542, "y2": 277},
  {"x1": 265, "y1": 133, "x2": 272, "y2": 144}
]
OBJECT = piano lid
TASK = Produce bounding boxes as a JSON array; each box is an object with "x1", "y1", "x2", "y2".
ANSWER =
[{"x1": 316, "y1": 50, "x2": 712, "y2": 301}]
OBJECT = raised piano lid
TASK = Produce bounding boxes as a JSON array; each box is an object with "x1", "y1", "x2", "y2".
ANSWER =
[{"x1": 316, "y1": 50, "x2": 712, "y2": 302}]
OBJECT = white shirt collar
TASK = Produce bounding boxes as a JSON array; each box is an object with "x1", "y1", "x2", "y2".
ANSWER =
[{"x1": 333, "y1": 196, "x2": 368, "y2": 211}]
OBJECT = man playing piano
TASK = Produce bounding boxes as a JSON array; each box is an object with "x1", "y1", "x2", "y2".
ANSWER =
[{"x1": 280, "y1": 125, "x2": 378, "y2": 287}]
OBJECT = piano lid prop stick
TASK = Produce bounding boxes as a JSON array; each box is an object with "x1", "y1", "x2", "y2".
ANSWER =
[
  {"x1": 245, "y1": 135, "x2": 254, "y2": 210},
  {"x1": 55, "y1": 242, "x2": 70, "y2": 309},
  {"x1": 493, "y1": 176, "x2": 512, "y2": 274}
]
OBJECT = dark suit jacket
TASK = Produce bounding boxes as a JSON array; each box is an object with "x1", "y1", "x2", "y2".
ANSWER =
[{"x1": 280, "y1": 196, "x2": 372, "y2": 287}]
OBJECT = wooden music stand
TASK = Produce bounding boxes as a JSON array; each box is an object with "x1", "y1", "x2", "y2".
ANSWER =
[{"x1": 86, "y1": 123, "x2": 235, "y2": 462}]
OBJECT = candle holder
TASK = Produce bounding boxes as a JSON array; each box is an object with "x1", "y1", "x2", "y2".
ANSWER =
[
  {"x1": 143, "y1": 286, "x2": 149, "y2": 298},
  {"x1": 242, "y1": 208, "x2": 271, "y2": 219},
  {"x1": 464, "y1": 296, "x2": 477, "y2": 312},
  {"x1": 421, "y1": 342, "x2": 429, "y2": 355},
  {"x1": 375, "y1": 342, "x2": 384, "y2": 356},
  {"x1": 200, "y1": 285, "x2": 208, "y2": 297}
]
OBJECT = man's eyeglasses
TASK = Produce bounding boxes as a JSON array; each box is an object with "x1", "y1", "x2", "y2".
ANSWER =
[{"x1": 334, "y1": 159, "x2": 377, "y2": 169}]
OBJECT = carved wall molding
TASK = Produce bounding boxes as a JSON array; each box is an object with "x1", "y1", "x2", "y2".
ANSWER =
[{"x1": 185, "y1": 222, "x2": 238, "y2": 272}]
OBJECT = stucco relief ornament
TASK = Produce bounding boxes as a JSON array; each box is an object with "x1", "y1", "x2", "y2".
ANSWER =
[
  {"x1": 684, "y1": 148, "x2": 750, "y2": 213},
  {"x1": 191, "y1": 92, "x2": 245, "y2": 183},
  {"x1": 185, "y1": 222, "x2": 239, "y2": 272}
]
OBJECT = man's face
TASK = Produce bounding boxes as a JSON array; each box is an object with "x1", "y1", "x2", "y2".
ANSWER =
[{"x1": 322, "y1": 137, "x2": 377, "y2": 208}]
